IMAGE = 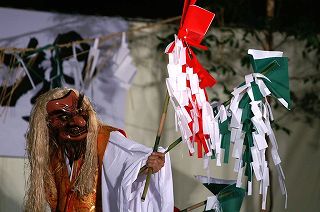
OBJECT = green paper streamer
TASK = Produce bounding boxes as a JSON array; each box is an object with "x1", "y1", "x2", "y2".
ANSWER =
[
  {"x1": 251, "y1": 55, "x2": 291, "y2": 109},
  {"x1": 238, "y1": 93, "x2": 249, "y2": 108},
  {"x1": 217, "y1": 184, "x2": 246, "y2": 212},
  {"x1": 251, "y1": 82, "x2": 264, "y2": 101},
  {"x1": 219, "y1": 119, "x2": 229, "y2": 134},
  {"x1": 199, "y1": 177, "x2": 245, "y2": 212},
  {"x1": 219, "y1": 119, "x2": 231, "y2": 163},
  {"x1": 222, "y1": 133, "x2": 231, "y2": 163}
]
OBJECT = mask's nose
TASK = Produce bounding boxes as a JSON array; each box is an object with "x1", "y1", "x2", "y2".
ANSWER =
[{"x1": 70, "y1": 115, "x2": 87, "y2": 127}]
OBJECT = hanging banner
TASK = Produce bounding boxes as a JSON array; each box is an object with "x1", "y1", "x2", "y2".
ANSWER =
[{"x1": 0, "y1": 8, "x2": 135, "y2": 157}]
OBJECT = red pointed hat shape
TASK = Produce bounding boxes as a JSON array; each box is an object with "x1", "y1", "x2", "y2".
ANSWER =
[{"x1": 178, "y1": 0, "x2": 215, "y2": 49}]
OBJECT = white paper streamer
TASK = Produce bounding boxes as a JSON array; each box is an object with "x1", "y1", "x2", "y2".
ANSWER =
[
  {"x1": 223, "y1": 49, "x2": 289, "y2": 209},
  {"x1": 84, "y1": 37, "x2": 100, "y2": 87},
  {"x1": 14, "y1": 54, "x2": 36, "y2": 89},
  {"x1": 165, "y1": 37, "x2": 219, "y2": 159},
  {"x1": 205, "y1": 195, "x2": 221, "y2": 212}
]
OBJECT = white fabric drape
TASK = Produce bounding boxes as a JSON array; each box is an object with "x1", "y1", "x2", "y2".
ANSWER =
[{"x1": 102, "y1": 131, "x2": 174, "y2": 212}]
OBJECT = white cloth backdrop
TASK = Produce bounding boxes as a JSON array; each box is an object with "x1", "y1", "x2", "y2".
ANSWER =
[{"x1": 0, "y1": 7, "x2": 135, "y2": 157}]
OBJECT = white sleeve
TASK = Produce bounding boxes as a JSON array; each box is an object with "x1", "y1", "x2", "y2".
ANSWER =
[{"x1": 101, "y1": 131, "x2": 174, "y2": 212}]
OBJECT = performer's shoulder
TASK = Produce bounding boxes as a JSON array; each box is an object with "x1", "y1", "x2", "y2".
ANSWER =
[{"x1": 99, "y1": 125, "x2": 127, "y2": 137}]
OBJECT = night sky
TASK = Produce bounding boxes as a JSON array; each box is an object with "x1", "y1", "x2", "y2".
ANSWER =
[{"x1": 0, "y1": 0, "x2": 319, "y2": 32}]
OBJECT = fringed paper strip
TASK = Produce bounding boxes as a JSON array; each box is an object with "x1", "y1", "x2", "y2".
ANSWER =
[
  {"x1": 222, "y1": 49, "x2": 290, "y2": 209},
  {"x1": 111, "y1": 32, "x2": 137, "y2": 89},
  {"x1": 84, "y1": 37, "x2": 100, "y2": 88},
  {"x1": 195, "y1": 175, "x2": 245, "y2": 212},
  {"x1": 165, "y1": 1, "x2": 218, "y2": 159}
]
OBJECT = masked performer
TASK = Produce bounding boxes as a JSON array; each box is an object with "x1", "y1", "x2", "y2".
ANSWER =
[{"x1": 25, "y1": 88, "x2": 173, "y2": 212}]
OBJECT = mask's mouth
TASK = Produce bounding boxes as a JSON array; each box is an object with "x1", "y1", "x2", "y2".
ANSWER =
[{"x1": 66, "y1": 126, "x2": 88, "y2": 137}]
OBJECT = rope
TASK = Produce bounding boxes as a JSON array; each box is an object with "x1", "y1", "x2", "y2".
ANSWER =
[{"x1": 0, "y1": 16, "x2": 181, "y2": 53}]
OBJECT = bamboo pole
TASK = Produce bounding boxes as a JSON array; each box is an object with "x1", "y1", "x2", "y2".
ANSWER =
[
  {"x1": 138, "y1": 136, "x2": 182, "y2": 175},
  {"x1": 180, "y1": 200, "x2": 207, "y2": 212},
  {"x1": 141, "y1": 91, "x2": 170, "y2": 201},
  {"x1": 262, "y1": 0, "x2": 275, "y2": 211}
]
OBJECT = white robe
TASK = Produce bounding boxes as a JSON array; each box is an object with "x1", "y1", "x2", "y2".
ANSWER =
[{"x1": 101, "y1": 131, "x2": 174, "y2": 212}]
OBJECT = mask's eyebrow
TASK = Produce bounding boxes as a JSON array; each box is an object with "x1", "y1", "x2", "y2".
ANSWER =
[
  {"x1": 48, "y1": 110, "x2": 70, "y2": 116},
  {"x1": 77, "y1": 92, "x2": 84, "y2": 109}
]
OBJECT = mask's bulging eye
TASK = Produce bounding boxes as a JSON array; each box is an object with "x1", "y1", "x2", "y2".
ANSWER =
[{"x1": 59, "y1": 114, "x2": 71, "y2": 121}]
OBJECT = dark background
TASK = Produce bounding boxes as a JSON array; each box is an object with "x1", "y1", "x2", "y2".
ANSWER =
[{"x1": 0, "y1": 0, "x2": 319, "y2": 32}]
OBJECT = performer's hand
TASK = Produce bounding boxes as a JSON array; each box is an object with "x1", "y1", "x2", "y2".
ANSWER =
[{"x1": 145, "y1": 152, "x2": 165, "y2": 174}]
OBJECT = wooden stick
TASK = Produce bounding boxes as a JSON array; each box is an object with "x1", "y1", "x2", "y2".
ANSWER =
[
  {"x1": 139, "y1": 136, "x2": 182, "y2": 175},
  {"x1": 141, "y1": 91, "x2": 170, "y2": 201},
  {"x1": 223, "y1": 60, "x2": 279, "y2": 106},
  {"x1": 180, "y1": 200, "x2": 207, "y2": 212}
]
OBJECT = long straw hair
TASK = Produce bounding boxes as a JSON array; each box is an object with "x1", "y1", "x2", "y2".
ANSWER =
[{"x1": 25, "y1": 88, "x2": 101, "y2": 212}]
